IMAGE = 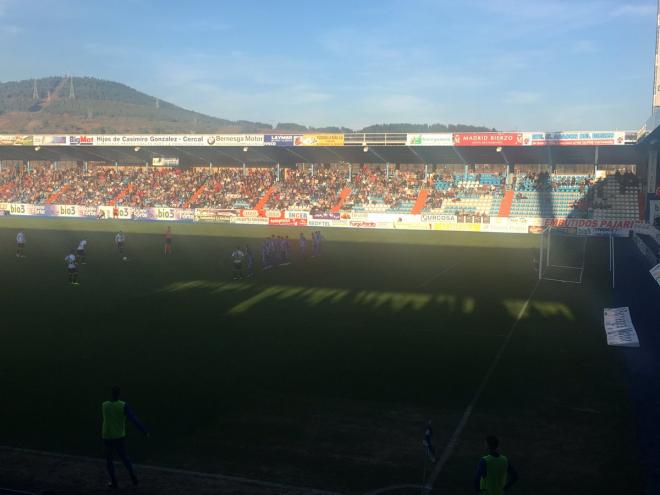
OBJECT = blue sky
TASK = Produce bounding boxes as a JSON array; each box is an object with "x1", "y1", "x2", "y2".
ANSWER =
[{"x1": 0, "y1": 0, "x2": 657, "y2": 130}]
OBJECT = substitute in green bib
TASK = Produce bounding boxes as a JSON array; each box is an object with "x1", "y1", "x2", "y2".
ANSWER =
[
  {"x1": 474, "y1": 435, "x2": 518, "y2": 494},
  {"x1": 102, "y1": 385, "x2": 149, "y2": 489}
]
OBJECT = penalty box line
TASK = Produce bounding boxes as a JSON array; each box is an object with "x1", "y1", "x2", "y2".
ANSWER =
[
  {"x1": 422, "y1": 279, "x2": 540, "y2": 492},
  {"x1": 418, "y1": 261, "x2": 462, "y2": 289}
]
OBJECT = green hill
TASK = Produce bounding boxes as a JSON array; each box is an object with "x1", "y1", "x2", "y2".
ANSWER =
[{"x1": 0, "y1": 76, "x2": 493, "y2": 134}]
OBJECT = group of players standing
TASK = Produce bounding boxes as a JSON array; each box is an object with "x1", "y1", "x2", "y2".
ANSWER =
[
  {"x1": 14, "y1": 226, "x2": 323, "y2": 285},
  {"x1": 232, "y1": 231, "x2": 325, "y2": 280}
]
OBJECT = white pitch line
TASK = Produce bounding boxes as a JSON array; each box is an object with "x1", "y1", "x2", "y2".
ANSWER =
[
  {"x1": 418, "y1": 261, "x2": 462, "y2": 288},
  {"x1": 422, "y1": 280, "x2": 540, "y2": 491},
  {"x1": 0, "y1": 445, "x2": 343, "y2": 495},
  {"x1": 364, "y1": 279, "x2": 540, "y2": 495},
  {"x1": 0, "y1": 488, "x2": 36, "y2": 495}
]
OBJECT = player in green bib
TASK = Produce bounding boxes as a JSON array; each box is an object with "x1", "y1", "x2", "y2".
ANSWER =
[
  {"x1": 102, "y1": 386, "x2": 149, "y2": 488},
  {"x1": 474, "y1": 435, "x2": 518, "y2": 494}
]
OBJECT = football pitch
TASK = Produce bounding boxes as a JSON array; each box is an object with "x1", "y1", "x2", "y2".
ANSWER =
[{"x1": 0, "y1": 217, "x2": 641, "y2": 494}]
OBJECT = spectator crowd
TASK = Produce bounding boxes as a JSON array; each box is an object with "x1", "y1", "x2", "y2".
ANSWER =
[{"x1": 0, "y1": 164, "x2": 641, "y2": 217}]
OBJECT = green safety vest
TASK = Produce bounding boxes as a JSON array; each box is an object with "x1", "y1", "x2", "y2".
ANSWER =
[
  {"x1": 480, "y1": 454, "x2": 508, "y2": 495},
  {"x1": 101, "y1": 400, "x2": 126, "y2": 440}
]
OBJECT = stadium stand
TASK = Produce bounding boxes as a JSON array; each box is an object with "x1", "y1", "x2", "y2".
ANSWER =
[{"x1": 0, "y1": 163, "x2": 643, "y2": 219}]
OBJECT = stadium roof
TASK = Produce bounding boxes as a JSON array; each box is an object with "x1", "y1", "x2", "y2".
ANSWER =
[{"x1": 0, "y1": 131, "x2": 645, "y2": 166}]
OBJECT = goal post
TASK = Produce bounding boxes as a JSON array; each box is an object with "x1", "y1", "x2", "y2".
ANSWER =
[{"x1": 538, "y1": 227, "x2": 589, "y2": 284}]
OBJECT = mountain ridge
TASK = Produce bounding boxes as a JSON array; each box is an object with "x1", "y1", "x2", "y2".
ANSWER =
[{"x1": 0, "y1": 76, "x2": 495, "y2": 134}]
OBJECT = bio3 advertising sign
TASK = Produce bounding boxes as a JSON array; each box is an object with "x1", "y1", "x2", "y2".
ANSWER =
[
  {"x1": 523, "y1": 131, "x2": 626, "y2": 146},
  {"x1": 406, "y1": 133, "x2": 453, "y2": 146},
  {"x1": 453, "y1": 133, "x2": 523, "y2": 146}
]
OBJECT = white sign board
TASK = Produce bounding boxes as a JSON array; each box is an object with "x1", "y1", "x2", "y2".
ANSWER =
[
  {"x1": 651, "y1": 263, "x2": 660, "y2": 287},
  {"x1": 603, "y1": 307, "x2": 640, "y2": 347}
]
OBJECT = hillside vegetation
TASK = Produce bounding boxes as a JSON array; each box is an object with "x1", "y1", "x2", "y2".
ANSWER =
[{"x1": 0, "y1": 76, "x2": 493, "y2": 134}]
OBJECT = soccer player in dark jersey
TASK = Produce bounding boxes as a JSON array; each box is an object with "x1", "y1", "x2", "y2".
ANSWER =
[
  {"x1": 101, "y1": 386, "x2": 149, "y2": 489},
  {"x1": 164, "y1": 226, "x2": 173, "y2": 256}
]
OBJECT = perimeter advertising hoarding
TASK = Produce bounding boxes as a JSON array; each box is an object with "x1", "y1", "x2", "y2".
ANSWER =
[
  {"x1": 264, "y1": 135, "x2": 297, "y2": 146},
  {"x1": 453, "y1": 133, "x2": 523, "y2": 146},
  {"x1": 0, "y1": 135, "x2": 33, "y2": 146},
  {"x1": 421, "y1": 214, "x2": 457, "y2": 223},
  {"x1": 432, "y1": 222, "x2": 481, "y2": 232},
  {"x1": 1, "y1": 203, "x2": 44, "y2": 215},
  {"x1": 522, "y1": 131, "x2": 626, "y2": 146},
  {"x1": 32, "y1": 135, "x2": 67, "y2": 145},
  {"x1": 44, "y1": 205, "x2": 98, "y2": 218},
  {"x1": 294, "y1": 134, "x2": 344, "y2": 146},
  {"x1": 94, "y1": 135, "x2": 206, "y2": 146},
  {"x1": 406, "y1": 133, "x2": 453, "y2": 146},
  {"x1": 312, "y1": 212, "x2": 341, "y2": 220},
  {"x1": 206, "y1": 135, "x2": 265, "y2": 146},
  {"x1": 194, "y1": 209, "x2": 236, "y2": 223},
  {"x1": 269, "y1": 217, "x2": 308, "y2": 226},
  {"x1": 543, "y1": 218, "x2": 637, "y2": 229}
]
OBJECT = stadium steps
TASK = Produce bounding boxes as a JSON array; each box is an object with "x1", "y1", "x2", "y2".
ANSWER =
[
  {"x1": 331, "y1": 187, "x2": 352, "y2": 213},
  {"x1": 109, "y1": 183, "x2": 133, "y2": 206},
  {"x1": 498, "y1": 190, "x2": 514, "y2": 217},
  {"x1": 183, "y1": 181, "x2": 208, "y2": 209},
  {"x1": 638, "y1": 191, "x2": 645, "y2": 220},
  {"x1": 45, "y1": 184, "x2": 70, "y2": 204},
  {"x1": 255, "y1": 185, "x2": 275, "y2": 210},
  {"x1": 410, "y1": 188, "x2": 429, "y2": 214}
]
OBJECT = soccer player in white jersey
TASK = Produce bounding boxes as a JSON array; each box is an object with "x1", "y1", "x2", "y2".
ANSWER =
[
  {"x1": 16, "y1": 231, "x2": 26, "y2": 258},
  {"x1": 77, "y1": 239, "x2": 88, "y2": 264},
  {"x1": 299, "y1": 233, "x2": 306, "y2": 257},
  {"x1": 65, "y1": 250, "x2": 79, "y2": 285},
  {"x1": 115, "y1": 231, "x2": 125, "y2": 254},
  {"x1": 231, "y1": 246, "x2": 245, "y2": 280}
]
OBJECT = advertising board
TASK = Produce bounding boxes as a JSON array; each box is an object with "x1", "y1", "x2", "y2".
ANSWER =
[{"x1": 453, "y1": 133, "x2": 523, "y2": 147}]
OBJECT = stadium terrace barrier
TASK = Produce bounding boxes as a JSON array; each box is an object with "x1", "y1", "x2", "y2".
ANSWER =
[{"x1": 0, "y1": 202, "x2": 652, "y2": 237}]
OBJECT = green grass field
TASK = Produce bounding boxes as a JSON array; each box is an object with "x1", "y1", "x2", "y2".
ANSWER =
[{"x1": 0, "y1": 217, "x2": 642, "y2": 494}]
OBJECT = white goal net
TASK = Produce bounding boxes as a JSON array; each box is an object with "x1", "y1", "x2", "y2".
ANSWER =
[{"x1": 538, "y1": 227, "x2": 589, "y2": 284}]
